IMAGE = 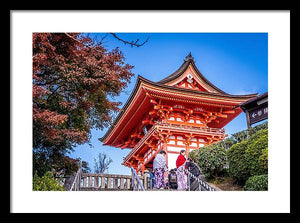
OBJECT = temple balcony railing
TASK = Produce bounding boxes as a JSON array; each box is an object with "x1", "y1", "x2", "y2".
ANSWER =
[
  {"x1": 157, "y1": 121, "x2": 226, "y2": 135},
  {"x1": 123, "y1": 121, "x2": 226, "y2": 164}
]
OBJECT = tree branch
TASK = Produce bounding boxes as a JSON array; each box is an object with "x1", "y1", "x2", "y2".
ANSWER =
[
  {"x1": 65, "y1": 32, "x2": 149, "y2": 49},
  {"x1": 109, "y1": 33, "x2": 149, "y2": 47}
]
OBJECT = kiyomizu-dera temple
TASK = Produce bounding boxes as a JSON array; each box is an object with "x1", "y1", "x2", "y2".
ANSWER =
[{"x1": 99, "y1": 53, "x2": 258, "y2": 173}]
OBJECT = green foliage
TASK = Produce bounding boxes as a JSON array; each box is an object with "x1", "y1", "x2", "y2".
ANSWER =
[
  {"x1": 33, "y1": 149, "x2": 53, "y2": 177},
  {"x1": 33, "y1": 171, "x2": 65, "y2": 191},
  {"x1": 81, "y1": 160, "x2": 91, "y2": 173},
  {"x1": 193, "y1": 143, "x2": 228, "y2": 180},
  {"x1": 245, "y1": 129, "x2": 268, "y2": 176},
  {"x1": 227, "y1": 140, "x2": 250, "y2": 184},
  {"x1": 243, "y1": 174, "x2": 268, "y2": 191},
  {"x1": 33, "y1": 148, "x2": 80, "y2": 178},
  {"x1": 210, "y1": 121, "x2": 268, "y2": 153},
  {"x1": 259, "y1": 148, "x2": 268, "y2": 173},
  {"x1": 248, "y1": 122, "x2": 268, "y2": 136},
  {"x1": 190, "y1": 121, "x2": 268, "y2": 187},
  {"x1": 231, "y1": 121, "x2": 268, "y2": 143},
  {"x1": 217, "y1": 137, "x2": 236, "y2": 151},
  {"x1": 227, "y1": 128, "x2": 268, "y2": 184},
  {"x1": 231, "y1": 130, "x2": 249, "y2": 143},
  {"x1": 188, "y1": 149, "x2": 198, "y2": 162}
]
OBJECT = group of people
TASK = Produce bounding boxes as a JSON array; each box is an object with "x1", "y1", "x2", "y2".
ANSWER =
[{"x1": 148, "y1": 149, "x2": 200, "y2": 190}]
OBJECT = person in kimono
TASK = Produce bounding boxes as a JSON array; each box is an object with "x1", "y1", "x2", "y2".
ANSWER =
[
  {"x1": 176, "y1": 150, "x2": 187, "y2": 190},
  {"x1": 153, "y1": 150, "x2": 168, "y2": 189}
]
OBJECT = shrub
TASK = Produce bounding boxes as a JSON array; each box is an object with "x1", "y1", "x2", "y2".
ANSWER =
[
  {"x1": 227, "y1": 140, "x2": 249, "y2": 184},
  {"x1": 217, "y1": 137, "x2": 236, "y2": 151},
  {"x1": 258, "y1": 148, "x2": 268, "y2": 173},
  {"x1": 243, "y1": 174, "x2": 268, "y2": 191},
  {"x1": 195, "y1": 143, "x2": 228, "y2": 180},
  {"x1": 227, "y1": 128, "x2": 268, "y2": 185},
  {"x1": 188, "y1": 149, "x2": 199, "y2": 162},
  {"x1": 248, "y1": 121, "x2": 268, "y2": 136},
  {"x1": 245, "y1": 129, "x2": 268, "y2": 176},
  {"x1": 33, "y1": 171, "x2": 65, "y2": 191}
]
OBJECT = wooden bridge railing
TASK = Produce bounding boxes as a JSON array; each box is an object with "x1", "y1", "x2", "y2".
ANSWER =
[{"x1": 80, "y1": 172, "x2": 150, "y2": 191}]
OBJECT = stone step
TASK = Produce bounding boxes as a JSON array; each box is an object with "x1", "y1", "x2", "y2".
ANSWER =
[
  {"x1": 79, "y1": 187, "x2": 131, "y2": 191},
  {"x1": 79, "y1": 187, "x2": 186, "y2": 191}
]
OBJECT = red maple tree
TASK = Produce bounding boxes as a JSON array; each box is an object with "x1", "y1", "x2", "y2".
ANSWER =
[{"x1": 33, "y1": 33, "x2": 134, "y2": 176}]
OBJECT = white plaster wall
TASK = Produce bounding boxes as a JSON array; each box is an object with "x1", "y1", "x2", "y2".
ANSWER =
[
  {"x1": 168, "y1": 140, "x2": 175, "y2": 145},
  {"x1": 167, "y1": 153, "x2": 178, "y2": 170},
  {"x1": 177, "y1": 141, "x2": 184, "y2": 146},
  {"x1": 167, "y1": 146, "x2": 182, "y2": 152},
  {"x1": 167, "y1": 145, "x2": 183, "y2": 170},
  {"x1": 196, "y1": 120, "x2": 202, "y2": 124},
  {"x1": 190, "y1": 142, "x2": 197, "y2": 147},
  {"x1": 177, "y1": 117, "x2": 183, "y2": 122}
]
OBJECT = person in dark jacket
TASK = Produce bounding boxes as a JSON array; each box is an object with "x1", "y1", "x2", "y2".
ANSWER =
[{"x1": 185, "y1": 158, "x2": 201, "y2": 185}]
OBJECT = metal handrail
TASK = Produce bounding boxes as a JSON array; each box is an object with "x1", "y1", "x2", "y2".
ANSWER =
[
  {"x1": 130, "y1": 167, "x2": 145, "y2": 191},
  {"x1": 185, "y1": 168, "x2": 216, "y2": 191},
  {"x1": 69, "y1": 167, "x2": 82, "y2": 191}
]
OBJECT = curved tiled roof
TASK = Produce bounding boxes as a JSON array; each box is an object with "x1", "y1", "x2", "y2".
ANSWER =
[
  {"x1": 99, "y1": 53, "x2": 258, "y2": 143},
  {"x1": 99, "y1": 76, "x2": 257, "y2": 143},
  {"x1": 156, "y1": 52, "x2": 227, "y2": 95}
]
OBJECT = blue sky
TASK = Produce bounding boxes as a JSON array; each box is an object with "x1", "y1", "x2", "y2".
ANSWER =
[{"x1": 69, "y1": 33, "x2": 268, "y2": 175}]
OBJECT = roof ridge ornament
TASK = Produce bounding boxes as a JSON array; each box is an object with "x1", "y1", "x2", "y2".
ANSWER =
[{"x1": 184, "y1": 52, "x2": 194, "y2": 62}]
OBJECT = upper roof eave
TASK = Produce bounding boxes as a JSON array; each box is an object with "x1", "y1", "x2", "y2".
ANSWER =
[
  {"x1": 141, "y1": 75, "x2": 258, "y2": 99},
  {"x1": 99, "y1": 75, "x2": 144, "y2": 143},
  {"x1": 99, "y1": 75, "x2": 258, "y2": 143}
]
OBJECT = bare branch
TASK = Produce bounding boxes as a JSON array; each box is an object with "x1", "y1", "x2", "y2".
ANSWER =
[
  {"x1": 65, "y1": 32, "x2": 149, "y2": 49},
  {"x1": 109, "y1": 33, "x2": 149, "y2": 47},
  {"x1": 99, "y1": 33, "x2": 108, "y2": 45}
]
